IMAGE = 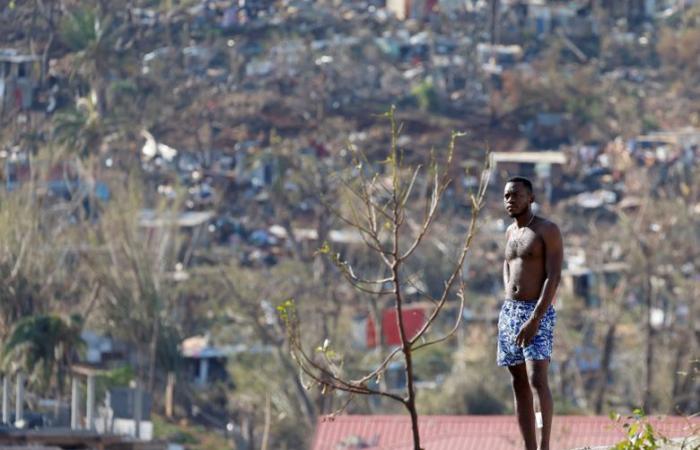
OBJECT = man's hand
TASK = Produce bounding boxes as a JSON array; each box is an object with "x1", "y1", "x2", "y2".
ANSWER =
[{"x1": 516, "y1": 318, "x2": 540, "y2": 347}]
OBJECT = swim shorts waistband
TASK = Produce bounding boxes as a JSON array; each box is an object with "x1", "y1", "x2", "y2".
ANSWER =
[{"x1": 503, "y1": 299, "x2": 539, "y2": 305}]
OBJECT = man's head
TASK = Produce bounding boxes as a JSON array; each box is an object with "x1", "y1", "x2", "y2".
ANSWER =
[{"x1": 504, "y1": 176, "x2": 534, "y2": 218}]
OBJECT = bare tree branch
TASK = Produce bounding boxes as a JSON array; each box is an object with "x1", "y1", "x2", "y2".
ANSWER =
[
  {"x1": 412, "y1": 281, "x2": 467, "y2": 352},
  {"x1": 409, "y1": 159, "x2": 491, "y2": 346},
  {"x1": 281, "y1": 109, "x2": 490, "y2": 450}
]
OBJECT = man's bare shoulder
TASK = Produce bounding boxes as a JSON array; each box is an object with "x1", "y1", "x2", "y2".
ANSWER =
[{"x1": 535, "y1": 218, "x2": 562, "y2": 239}]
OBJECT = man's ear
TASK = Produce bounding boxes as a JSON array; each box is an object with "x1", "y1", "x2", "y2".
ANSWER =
[{"x1": 530, "y1": 193, "x2": 536, "y2": 204}]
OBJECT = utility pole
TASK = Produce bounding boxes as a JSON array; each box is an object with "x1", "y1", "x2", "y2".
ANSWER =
[
  {"x1": 15, "y1": 373, "x2": 24, "y2": 425},
  {"x1": 490, "y1": 0, "x2": 500, "y2": 45},
  {"x1": 2, "y1": 375, "x2": 9, "y2": 424},
  {"x1": 71, "y1": 377, "x2": 81, "y2": 430}
]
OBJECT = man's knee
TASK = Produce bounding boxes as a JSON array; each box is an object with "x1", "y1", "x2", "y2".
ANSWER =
[
  {"x1": 528, "y1": 369, "x2": 549, "y2": 392},
  {"x1": 508, "y1": 365, "x2": 530, "y2": 390}
]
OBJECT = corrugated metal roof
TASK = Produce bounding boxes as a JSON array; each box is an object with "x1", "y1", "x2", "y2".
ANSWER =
[
  {"x1": 138, "y1": 209, "x2": 215, "y2": 228},
  {"x1": 0, "y1": 49, "x2": 40, "y2": 63},
  {"x1": 491, "y1": 151, "x2": 567, "y2": 165},
  {"x1": 312, "y1": 415, "x2": 699, "y2": 450}
]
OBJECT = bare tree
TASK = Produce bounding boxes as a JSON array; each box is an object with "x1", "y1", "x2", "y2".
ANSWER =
[
  {"x1": 593, "y1": 277, "x2": 627, "y2": 414},
  {"x1": 84, "y1": 177, "x2": 185, "y2": 392},
  {"x1": 279, "y1": 108, "x2": 491, "y2": 450}
]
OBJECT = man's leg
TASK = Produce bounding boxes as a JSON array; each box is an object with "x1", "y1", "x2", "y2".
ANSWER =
[
  {"x1": 508, "y1": 363, "x2": 537, "y2": 450},
  {"x1": 526, "y1": 360, "x2": 553, "y2": 450}
]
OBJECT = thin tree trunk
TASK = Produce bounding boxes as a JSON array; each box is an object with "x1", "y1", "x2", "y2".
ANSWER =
[
  {"x1": 670, "y1": 335, "x2": 685, "y2": 411},
  {"x1": 392, "y1": 245, "x2": 421, "y2": 449},
  {"x1": 675, "y1": 281, "x2": 698, "y2": 413},
  {"x1": 405, "y1": 399, "x2": 421, "y2": 450},
  {"x1": 594, "y1": 323, "x2": 616, "y2": 414},
  {"x1": 41, "y1": 32, "x2": 53, "y2": 88},
  {"x1": 148, "y1": 315, "x2": 160, "y2": 392},
  {"x1": 29, "y1": 0, "x2": 38, "y2": 52},
  {"x1": 490, "y1": 0, "x2": 500, "y2": 45},
  {"x1": 245, "y1": 412, "x2": 255, "y2": 450},
  {"x1": 487, "y1": 0, "x2": 500, "y2": 127},
  {"x1": 165, "y1": 372, "x2": 175, "y2": 418},
  {"x1": 275, "y1": 347, "x2": 315, "y2": 426},
  {"x1": 260, "y1": 393, "x2": 271, "y2": 450},
  {"x1": 281, "y1": 218, "x2": 303, "y2": 262},
  {"x1": 396, "y1": 294, "x2": 421, "y2": 449},
  {"x1": 642, "y1": 258, "x2": 654, "y2": 413}
]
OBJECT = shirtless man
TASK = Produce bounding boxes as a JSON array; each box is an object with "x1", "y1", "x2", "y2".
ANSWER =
[{"x1": 498, "y1": 176, "x2": 563, "y2": 450}]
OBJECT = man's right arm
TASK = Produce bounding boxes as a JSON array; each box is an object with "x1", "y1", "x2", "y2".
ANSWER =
[{"x1": 503, "y1": 227, "x2": 511, "y2": 289}]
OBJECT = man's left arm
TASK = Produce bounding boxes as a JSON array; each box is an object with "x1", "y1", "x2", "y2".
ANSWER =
[
  {"x1": 515, "y1": 222, "x2": 563, "y2": 347},
  {"x1": 532, "y1": 222, "x2": 563, "y2": 320}
]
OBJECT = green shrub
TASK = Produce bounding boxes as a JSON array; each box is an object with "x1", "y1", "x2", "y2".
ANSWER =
[
  {"x1": 411, "y1": 80, "x2": 438, "y2": 112},
  {"x1": 610, "y1": 409, "x2": 667, "y2": 450}
]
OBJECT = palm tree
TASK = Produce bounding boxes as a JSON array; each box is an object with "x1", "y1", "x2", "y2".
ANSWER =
[
  {"x1": 59, "y1": 5, "x2": 117, "y2": 116},
  {"x1": 53, "y1": 94, "x2": 104, "y2": 159},
  {"x1": 55, "y1": 5, "x2": 146, "y2": 219},
  {"x1": 0, "y1": 183, "x2": 50, "y2": 344},
  {"x1": 2, "y1": 314, "x2": 84, "y2": 396},
  {"x1": 52, "y1": 84, "x2": 115, "y2": 223}
]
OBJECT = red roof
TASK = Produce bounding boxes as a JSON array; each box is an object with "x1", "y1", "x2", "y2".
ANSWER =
[{"x1": 312, "y1": 415, "x2": 699, "y2": 450}]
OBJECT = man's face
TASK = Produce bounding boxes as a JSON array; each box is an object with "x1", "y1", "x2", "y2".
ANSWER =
[{"x1": 503, "y1": 182, "x2": 533, "y2": 218}]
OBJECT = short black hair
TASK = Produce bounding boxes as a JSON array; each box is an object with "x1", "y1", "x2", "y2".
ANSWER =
[{"x1": 506, "y1": 176, "x2": 533, "y2": 194}]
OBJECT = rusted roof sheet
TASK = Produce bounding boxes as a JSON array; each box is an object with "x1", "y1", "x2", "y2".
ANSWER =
[{"x1": 312, "y1": 415, "x2": 699, "y2": 450}]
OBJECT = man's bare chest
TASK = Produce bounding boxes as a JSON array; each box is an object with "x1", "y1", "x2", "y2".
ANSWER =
[{"x1": 505, "y1": 229, "x2": 543, "y2": 260}]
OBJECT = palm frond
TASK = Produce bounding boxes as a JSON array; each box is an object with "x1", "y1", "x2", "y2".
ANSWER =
[{"x1": 59, "y1": 7, "x2": 97, "y2": 52}]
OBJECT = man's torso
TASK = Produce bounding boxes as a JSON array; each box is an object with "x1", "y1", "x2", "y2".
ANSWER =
[{"x1": 505, "y1": 219, "x2": 547, "y2": 301}]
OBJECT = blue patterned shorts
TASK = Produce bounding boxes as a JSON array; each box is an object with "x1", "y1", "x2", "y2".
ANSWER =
[{"x1": 497, "y1": 299, "x2": 556, "y2": 367}]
